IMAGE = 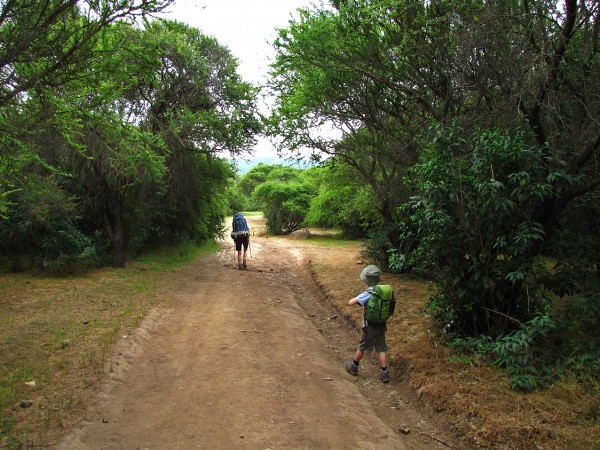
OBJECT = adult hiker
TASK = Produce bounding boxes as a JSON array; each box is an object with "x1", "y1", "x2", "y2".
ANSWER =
[{"x1": 230, "y1": 213, "x2": 250, "y2": 270}]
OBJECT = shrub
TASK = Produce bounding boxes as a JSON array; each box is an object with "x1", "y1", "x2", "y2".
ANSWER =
[
  {"x1": 361, "y1": 228, "x2": 391, "y2": 268},
  {"x1": 254, "y1": 180, "x2": 315, "y2": 235},
  {"x1": 408, "y1": 126, "x2": 563, "y2": 337}
]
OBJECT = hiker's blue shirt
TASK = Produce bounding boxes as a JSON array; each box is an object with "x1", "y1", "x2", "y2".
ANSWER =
[{"x1": 357, "y1": 286, "x2": 375, "y2": 327}]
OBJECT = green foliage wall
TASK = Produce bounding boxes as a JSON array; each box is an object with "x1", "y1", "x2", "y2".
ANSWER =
[
  {"x1": 247, "y1": 164, "x2": 316, "y2": 234},
  {"x1": 0, "y1": 13, "x2": 261, "y2": 269},
  {"x1": 409, "y1": 126, "x2": 568, "y2": 337},
  {"x1": 304, "y1": 161, "x2": 381, "y2": 237}
]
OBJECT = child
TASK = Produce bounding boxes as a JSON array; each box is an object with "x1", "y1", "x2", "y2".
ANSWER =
[{"x1": 345, "y1": 264, "x2": 390, "y2": 383}]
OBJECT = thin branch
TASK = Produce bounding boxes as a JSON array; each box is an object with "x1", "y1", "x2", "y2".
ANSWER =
[{"x1": 480, "y1": 307, "x2": 523, "y2": 326}]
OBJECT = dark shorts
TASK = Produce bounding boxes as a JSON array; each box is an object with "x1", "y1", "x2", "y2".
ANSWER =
[
  {"x1": 358, "y1": 323, "x2": 388, "y2": 353},
  {"x1": 234, "y1": 235, "x2": 249, "y2": 251}
]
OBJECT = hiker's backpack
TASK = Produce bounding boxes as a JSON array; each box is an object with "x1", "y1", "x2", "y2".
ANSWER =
[
  {"x1": 364, "y1": 285, "x2": 396, "y2": 324},
  {"x1": 231, "y1": 213, "x2": 249, "y2": 238}
]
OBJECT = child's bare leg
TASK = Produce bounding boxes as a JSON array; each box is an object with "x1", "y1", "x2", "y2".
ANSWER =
[{"x1": 353, "y1": 349, "x2": 365, "y2": 363}]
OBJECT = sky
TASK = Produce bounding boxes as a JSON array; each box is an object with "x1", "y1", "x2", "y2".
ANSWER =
[
  {"x1": 161, "y1": 0, "x2": 316, "y2": 84},
  {"x1": 158, "y1": 0, "x2": 318, "y2": 163}
]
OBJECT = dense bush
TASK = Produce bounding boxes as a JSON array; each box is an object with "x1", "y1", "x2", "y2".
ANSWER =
[
  {"x1": 254, "y1": 180, "x2": 315, "y2": 235},
  {"x1": 0, "y1": 174, "x2": 99, "y2": 271},
  {"x1": 225, "y1": 183, "x2": 248, "y2": 215},
  {"x1": 237, "y1": 163, "x2": 304, "y2": 212},
  {"x1": 404, "y1": 125, "x2": 600, "y2": 389},
  {"x1": 305, "y1": 162, "x2": 381, "y2": 238},
  {"x1": 361, "y1": 228, "x2": 391, "y2": 269},
  {"x1": 408, "y1": 127, "x2": 564, "y2": 337}
]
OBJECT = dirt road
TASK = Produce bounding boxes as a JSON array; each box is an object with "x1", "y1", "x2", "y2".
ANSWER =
[{"x1": 54, "y1": 226, "x2": 460, "y2": 449}]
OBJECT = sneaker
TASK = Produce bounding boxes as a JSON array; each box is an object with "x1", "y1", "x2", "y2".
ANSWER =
[
  {"x1": 345, "y1": 360, "x2": 358, "y2": 376},
  {"x1": 243, "y1": 261, "x2": 247, "y2": 269},
  {"x1": 238, "y1": 263, "x2": 243, "y2": 270},
  {"x1": 380, "y1": 368, "x2": 390, "y2": 383}
]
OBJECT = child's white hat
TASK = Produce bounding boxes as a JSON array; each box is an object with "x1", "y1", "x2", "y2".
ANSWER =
[{"x1": 360, "y1": 265, "x2": 381, "y2": 286}]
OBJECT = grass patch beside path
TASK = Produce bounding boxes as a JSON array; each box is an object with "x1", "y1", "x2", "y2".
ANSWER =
[
  {"x1": 0, "y1": 240, "x2": 218, "y2": 449},
  {"x1": 303, "y1": 238, "x2": 357, "y2": 247},
  {"x1": 135, "y1": 240, "x2": 220, "y2": 269},
  {"x1": 287, "y1": 235, "x2": 600, "y2": 450}
]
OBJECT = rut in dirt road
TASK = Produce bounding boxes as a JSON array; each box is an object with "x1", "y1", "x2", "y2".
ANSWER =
[{"x1": 54, "y1": 235, "x2": 459, "y2": 450}]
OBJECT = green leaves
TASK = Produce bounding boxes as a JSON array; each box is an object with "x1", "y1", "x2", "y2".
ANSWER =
[
  {"x1": 0, "y1": 0, "x2": 173, "y2": 109},
  {"x1": 0, "y1": 13, "x2": 263, "y2": 268},
  {"x1": 491, "y1": 315, "x2": 557, "y2": 392},
  {"x1": 252, "y1": 165, "x2": 316, "y2": 235},
  {"x1": 409, "y1": 126, "x2": 561, "y2": 337},
  {"x1": 304, "y1": 161, "x2": 381, "y2": 236}
]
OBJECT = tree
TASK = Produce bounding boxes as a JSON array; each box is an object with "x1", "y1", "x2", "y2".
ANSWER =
[
  {"x1": 0, "y1": 0, "x2": 173, "y2": 249},
  {"x1": 237, "y1": 163, "x2": 301, "y2": 210},
  {"x1": 247, "y1": 165, "x2": 315, "y2": 234},
  {"x1": 0, "y1": 17, "x2": 262, "y2": 268},
  {"x1": 135, "y1": 20, "x2": 262, "y2": 245},
  {"x1": 0, "y1": 0, "x2": 172, "y2": 109},
  {"x1": 254, "y1": 179, "x2": 315, "y2": 235},
  {"x1": 26, "y1": 20, "x2": 171, "y2": 268},
  {"x1": 71, "y1": 20, "x2": 261, "y2": 265},
  {"x1": 415, "y1": 0, "x2": 600, "y2": 337},
  {"x1": 304, "y1": 161, "x2": 381, "y2": 238},
  {"x1": 267, "y1": 1, "x2": 462, "y2": 246},
  {"x1": 225, "y1": 179, "x2": 249, "y2": 215},
  {"x1": 410, "y1": 127, "x2": 564, "y2": 336},
  {"x1": 269, "y1": 0, "x2": 600, "y2": 339}
]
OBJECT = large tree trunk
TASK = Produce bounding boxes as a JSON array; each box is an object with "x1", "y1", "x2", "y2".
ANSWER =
[
  {"x1": 102, "y1": 196, "x2": 127, "y2": 268},
  {"x1": 381, "y1": 206, "x2": 400, "y2": 250}
]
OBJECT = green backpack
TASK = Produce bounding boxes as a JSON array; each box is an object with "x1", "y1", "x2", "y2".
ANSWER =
[{"x1": 364, "y1": 285, "x2": 396, "y2": 324}]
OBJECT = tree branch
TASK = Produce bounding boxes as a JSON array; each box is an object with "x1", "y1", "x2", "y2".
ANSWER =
[{"x1": 525, "y1": 0, "x2": 578, "y2": 146}]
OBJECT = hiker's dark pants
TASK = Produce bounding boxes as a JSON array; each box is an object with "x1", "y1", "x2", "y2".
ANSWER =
[{"x1": 234, "y1": 235, "x2": 249, "y2": 251}]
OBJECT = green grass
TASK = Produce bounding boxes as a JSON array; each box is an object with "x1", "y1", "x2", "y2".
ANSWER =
[
  {"x1": 300, "y1": 236, "x2": 359, "y2": 247},
  {"x1": 133, "y1": 239, "x2": 219, "y2": 270}
]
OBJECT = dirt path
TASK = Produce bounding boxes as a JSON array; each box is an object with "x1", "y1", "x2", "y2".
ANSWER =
[{"x1": 54, "y1": 228, "x2": 461, "y2": 449}]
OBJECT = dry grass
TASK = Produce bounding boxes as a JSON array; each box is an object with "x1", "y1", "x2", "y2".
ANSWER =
[
  {"x1": 0, "y1": 269, "x2": 160, "y2": 448},
  {"x1": 0, "y1": 241, "x2": 217, "y2": 449},
  {"x1": 293, "y1": 236, "x2": 600, "y2": 450}
]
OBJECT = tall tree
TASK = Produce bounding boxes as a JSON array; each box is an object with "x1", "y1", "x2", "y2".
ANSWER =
[
  {"x1": 135, "y1": 20, "x2": 262, "y2": 244},
  {"x1": 0, "y1": 0, "x2": 171, "y2": 109},
  {"x1": 1, "y1": 17, "x2": 262, "y2": 268},
  {"x1": 68, "y1": 19, "x2": 261, "y2": 266},
  {"x1": 268, "y1": 0, "x2": 600, "y2": 336},
  {"x1": 267, "y1": 1, "x2": 461, "y2": 246},
  {"x1": 0, "y1": 0, "x2": 173, "y2": 219}
]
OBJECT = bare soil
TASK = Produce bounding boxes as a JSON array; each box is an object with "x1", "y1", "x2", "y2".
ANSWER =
[{"x1": 53, "y1": 217, "x2": 465, "y2": 450}]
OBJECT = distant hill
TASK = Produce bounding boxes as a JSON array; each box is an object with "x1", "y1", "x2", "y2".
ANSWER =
[{"x1": 229, "y1": 156, "x2": 311, "y2": 175}]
